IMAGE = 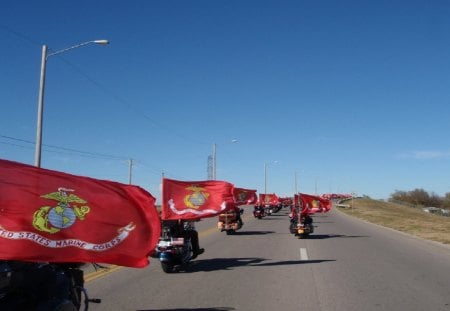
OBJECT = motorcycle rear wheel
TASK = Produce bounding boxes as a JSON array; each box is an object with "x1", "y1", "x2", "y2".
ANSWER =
[{"x1": 161, "y1": 262, "x2": 175, "y2": 273}]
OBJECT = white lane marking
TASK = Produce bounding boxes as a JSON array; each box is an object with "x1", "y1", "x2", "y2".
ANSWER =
[{"x1": 300, "y1": 248, "x2": 309, "y2": 261}]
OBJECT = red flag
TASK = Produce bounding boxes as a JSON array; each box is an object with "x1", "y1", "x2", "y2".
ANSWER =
[
  {"x1": 259, "y1": 193, "x2": 279, "y2": 205},
  {"x1": 0, "y1": 159, "x2": 160, "y2": 268},
  {"x1": 299, "y1": 193, "x2": 332, "y2": 214},
  {"x1": 279, "y1": 197, "x2": 293, "y2": 206},
  {"x1": 233, "y1": 188, "x2": 257, "y2": 205},
  {"x1": 162, "y1": 178, "x2": 235, "y2": 220}
]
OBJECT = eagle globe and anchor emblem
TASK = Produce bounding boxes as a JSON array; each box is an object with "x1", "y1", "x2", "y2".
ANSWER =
[
  {"x1": 183, "y1": 186, "x2": 210, "y2": 209},
  {"x1": 33, "y1": 187, "x2": 90, "y2": 234},
  {"x1": 237, "y1": 191, "x2": 248, "y2": 202}
]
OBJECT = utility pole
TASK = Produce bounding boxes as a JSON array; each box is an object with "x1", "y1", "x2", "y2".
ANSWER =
[
  {"x1": 34, "y1": 40, "x2": 109, "y2": 167},
  {"x1": 212, "y1": 143, "x2": 216, "y2": 180},
  {"x1": 128, "y1": 159, "x2": 133, "y2": 184},
  {"x1": 207, "y1": 155, "x2": 213, "y2": 179}
]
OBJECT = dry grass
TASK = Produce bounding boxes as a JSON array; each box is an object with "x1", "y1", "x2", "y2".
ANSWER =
[{"x1": 338, "y1": 198, "x2": 450, "y2": 244}]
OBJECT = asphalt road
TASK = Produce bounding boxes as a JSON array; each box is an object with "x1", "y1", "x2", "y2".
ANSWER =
[{"x1": 85, "y1": 207, "x2": 450, "y2": 311}]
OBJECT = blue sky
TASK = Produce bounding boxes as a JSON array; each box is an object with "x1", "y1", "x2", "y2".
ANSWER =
[{"x1": 1, "y1": 0, "x2": 450, "y2": 202}]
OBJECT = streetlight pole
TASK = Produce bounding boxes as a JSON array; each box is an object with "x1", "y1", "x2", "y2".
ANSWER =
[
  {"x1": 212, "y1": 139, "x2": 238, "y2": 180},
  {"x1": 264, "y1": 160, "x2": 278, "y2": 194},
  {"x1": 295, "y1": 172, "x2": 298, "y2": 194},
  {"x1": 128, "y1": 159, "x2": 133, "y2": 185},
  {"x1": 34, "y1": 39, "x2": 109, "y2": 167},
  {"x1": 264, "y1": 163, "x2": 267, "y2": 195},
  {"x1": 212, "y1": 143, "x2": 216, "y2": 180}
]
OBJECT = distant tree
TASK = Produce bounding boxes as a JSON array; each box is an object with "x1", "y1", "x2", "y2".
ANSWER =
[
  {"x1": 409, "y1": 188, "x2": 430, "y2": 206},
  {"x1": 390, "y1": 190, "x2": 409, "y2": 203},
  {"x1": 442, "y1": 192, "x2": 450, "y2": 208},
  {"x1": 428, "y1": 192, "x2": 443, "y2": 207},
  {"x1": 389, "y1": 188, "x2": 443, "y2": 207}
]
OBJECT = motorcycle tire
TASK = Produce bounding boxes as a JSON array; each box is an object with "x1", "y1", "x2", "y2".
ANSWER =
[
  {"x1": 49, "y1": 299, "x2": 78, "y2": 311},
  {"x1": 298, "y1": 233, "x2": 309, "y2": 239},
  {"x1": 161, "y1": 262, "x2": 175, "y2": 273}
]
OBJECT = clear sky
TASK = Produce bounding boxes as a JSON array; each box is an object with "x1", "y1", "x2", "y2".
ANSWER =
[{"x1": 1, "y1": 0, "x2": 450, "y2": 202}]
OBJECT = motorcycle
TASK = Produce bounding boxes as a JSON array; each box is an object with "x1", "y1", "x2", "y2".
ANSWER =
[
  {"x1": 269, "y1": 204, "x2": 282, "y2": 214},
  {"x1": 289, "y1": 214, "x2": 314, "y2": 239},
  {"x1": 253, "y1": 205, "x2": 266, "y2": 219},
  {"x1": 0, "y1": 261, "x2": 101, "y2": 310},
  {"x1": 217, "y1": 209, "x2": 243, "y2": 235},
  {"x1": 154, "y1": 221, "x2": 195, "y2": 273}
]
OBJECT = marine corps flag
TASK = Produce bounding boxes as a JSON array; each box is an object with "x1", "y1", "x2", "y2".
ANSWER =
[
  {"x1": 259, "y1": 193, "x2": 279, "y2": 205},
  {"x1": 233, "y1": 188, "x2": 257, "y2": 205},
  {"x1": 0, "y1": 159, "x2": 160, "y2": 268},
  {"x1": 162, "y1": 178, "x2": 235, "y2": 220},
  {"x1": 299, "y1": 193, "x2": 332, "y2": 214}
]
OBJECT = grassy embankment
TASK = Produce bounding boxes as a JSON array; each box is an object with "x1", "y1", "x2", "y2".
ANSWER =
[{"x1": 337, "y1": 198, "x2": 450, "y2": 245}]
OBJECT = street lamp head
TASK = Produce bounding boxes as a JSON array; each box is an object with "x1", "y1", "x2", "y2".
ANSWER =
[
  {"x1": 34, "y1": 38, "x2": 109, "y2": 167},
  {"x1": 93, "y1": 39, "x2": 109, "y2": 45}
]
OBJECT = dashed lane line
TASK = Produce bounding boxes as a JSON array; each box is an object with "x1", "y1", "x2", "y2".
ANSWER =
[{"x1": 300, "y1": 248, "x2": 309, "y2": 261}]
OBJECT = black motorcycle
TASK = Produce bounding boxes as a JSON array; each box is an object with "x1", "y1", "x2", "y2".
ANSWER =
[
  {"x1": 269, "y1": 204, "x2": 282, "y2": 214},
  {"x1": 253, "y1": 205, "x2": 266, "y2": 219},
  {"x1": 289, "y1": 214, "x2": 314, "y2": 239},
  {"x1": 154, "y1": 221, "x2": 195, "y2": 273},
  {"x1": 0, "y1": 261, "x2": 101, "y2": 310}
]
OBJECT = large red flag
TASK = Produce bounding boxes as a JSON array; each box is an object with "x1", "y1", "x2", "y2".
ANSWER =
[
  {"x1": 299, "y1": 193, "x2": 332, "y2": 214},
  {"x1": 0, "y1": 159, "x2": 160, "y2": 268},
  {"x1": 233, "y1": 188, "x2": 257, "y2": 205},
  {"x1": 162, "y1": 178, "x2": 235, "y2": 220},
  {"x1": 279, "y1": 196, "x2": 293, "y2": 207},
  {"x1": 259, "y1": 193, "x2": 279, "y2": 205}
]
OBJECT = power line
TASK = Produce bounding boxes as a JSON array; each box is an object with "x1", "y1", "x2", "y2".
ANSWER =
[
  {"x1": 0, "y1": 23, "x2": 42, "y2": 47},
  {"x1": 1, "y1": 23, "x2": 208, "y2": 146},
  {"x1": 0, "y1": 134, "x2": 173, "y2": 180},
  {"x1": 0, "y1": 134, "x2": 127, "y2": 161},
  {"x1": 54, "y1": 55, "x2": 209, "y2": 146}
]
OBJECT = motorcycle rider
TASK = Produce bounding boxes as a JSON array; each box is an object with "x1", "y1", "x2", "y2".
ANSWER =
[
  {"x1": 253, "y1": 202, "x2": 263, "y2": 216},
  {"x1": 230, "y1": 204, "x2": 243, "y2": 227},
  {"x1": 183, "y1": 220, "x2": 204, "y2": 259},
  {"x1": 166, "y1": 220, "x2": 204, "y2": 259}
]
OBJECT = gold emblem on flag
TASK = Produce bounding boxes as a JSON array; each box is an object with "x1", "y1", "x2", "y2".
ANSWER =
[
  {"x1": 33, "y1": 188, "x2": 90, "y2": 234},
  {"x1": 238, "y1": 191, "x2": 247, "y2": 201},
  {"x1": 311, "y1": 200, "x2": 320, "y2": 208},
  {"x1": 183, "y1": 186, "x2": 210, "y2": 209}
]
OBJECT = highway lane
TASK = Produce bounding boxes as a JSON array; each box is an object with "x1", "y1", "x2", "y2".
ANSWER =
[
  {"x1": 85, "y1": 207, "x2": 450, "y2": 311},
  {"x1": 302, "y1": 210, "x2": 450, "y2": 311}
]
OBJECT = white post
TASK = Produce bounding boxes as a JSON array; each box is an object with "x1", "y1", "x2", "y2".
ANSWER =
[
  {"x1": 34, "y1": 40, "x2": 109, "y2": 168},
  {"x1": 34, "y1": 45, "x2": 48, "y2": 167},
  {"x1": 128, "y1": 159, "x2": 133, "y2": 184}
]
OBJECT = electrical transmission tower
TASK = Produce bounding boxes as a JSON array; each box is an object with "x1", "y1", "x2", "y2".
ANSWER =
[{"x1": 207, "y1": 155, "x2": 213, "y2": 179}]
